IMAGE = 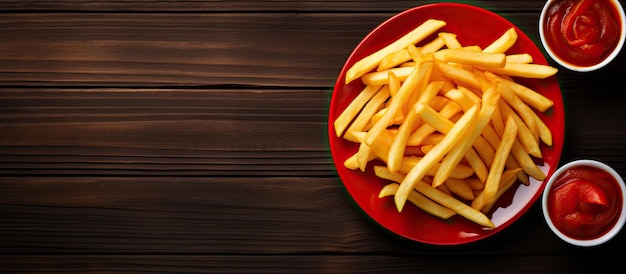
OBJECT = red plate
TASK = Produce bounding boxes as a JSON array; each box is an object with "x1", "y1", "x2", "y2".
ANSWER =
[{"x1": 328, "y1": 3, "x2": 565, "y2": 245}]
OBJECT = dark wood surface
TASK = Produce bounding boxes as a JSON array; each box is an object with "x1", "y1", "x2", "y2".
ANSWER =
[{"x1": 1, "y1": 1, "x2": 625, "y2": 272}]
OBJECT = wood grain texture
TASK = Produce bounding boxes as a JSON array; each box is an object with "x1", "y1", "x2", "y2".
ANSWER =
[
  {"x1": 0, "y1": 0, "x2": 547, "y2": 12},
  {"x1": 4, "y1": 176, "x2": 622, "y2": 256},
  {"x1": 2, "y1": 0, "x2": 626, "y2": 272},
  {"x1": 0, "y1": 12, "x2": 546, "y2": 88},
  {"x1": 0, "y1": 254, "x2": 618, "y2": 273}
]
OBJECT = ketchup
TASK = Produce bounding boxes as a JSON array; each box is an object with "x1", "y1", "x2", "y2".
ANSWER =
[
  {"x1": 547, "y1": 165, "x2": 623, "y2": 240},
  {"x1": 544, "y1": 0, "x2": 621, "y2": 67}
]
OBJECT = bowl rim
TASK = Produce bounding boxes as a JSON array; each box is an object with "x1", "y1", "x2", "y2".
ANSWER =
[
  {"x1": 541, "y1": 159, "x2": 626, "y2": 247},
  {"x1": 539, "y1": 0, "x2": 626, "y2": 72}
]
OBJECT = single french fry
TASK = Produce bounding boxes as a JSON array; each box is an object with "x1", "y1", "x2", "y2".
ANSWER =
[
  {"x1": 443, "y1": 49, "x2": 506, "y2": 68},
  {"x1": 481, "y1": 123, "x2": 530, "y2": 186},
  {"x1": 388, "y1": 109, "x2": 420, "y2": 173},
  {"x1": 407, "y1": 101, "x2": 462, "y2": 146},
  {"x1": 345, "y1": 19, "x2": 446, "y2": 84},
  {"x1": 481, "y1": 62, "x2": 558, "y2": 79},
  {"x1": 435, "y1": 60, "x2": 482, "y2": 91},
  {"x1": 444, "y1": 89, "x2": 474, "y2": 112},
  {"x1": 457, "y1": 86, "x2": 482, "y2": 105},
  {"x1": 377, "y1": 181, "x2": 457, "y2": 220},
  {"x1": 414, "y1": 180, "x2": 495, "y2": 228},
  {"x1": 506, "y1": 53, "x2": 533, "y2": 64},
  {"x1": 483, "y1": 27, "x2": 517, "y2": 53},
  {"x1": 490, "y1": 100, "x2": 505, "y2": 137},
  {"x1": 388, "y1": 71, "x2": 401, "y2": 97},
  {"x1": 420, "y1": 36, "x2": 446, "y2": 54},
  {"x1": 414, "y1": 102, "x2": 455, "y2": 134},
  {"x1": 362, "y1": 66, "x2": 413, "y2": 86},
  {"x1": 343, "y1": 153, "x2": 360, "y2": 170},
  {"x1": 334, "y1": 84, "x2": 382, "y2": 137},
  {"x1": 357, "y1": 141, "x2": 372, "y2": 172},
  {"x1": 445, "y1": 178, "x2": 476, "y2": 201},
  {"x1": 482, "y1": 168, "x2": 523, "y2": 213},
  {"x1": 407, "y1": 44, "x2": 424, "y2": 63},
  {"x1": 395, "y1": 104, "x2": 479, "y2": 211},
  {"x1": 378, "y1": 49, "x2": 411, "y2": 72},
  {"x1": 438, "y1": 32, "x2": 463, "y2": 49},
  {"x1": 533, "y1": 112, "x2": 553, "y2": 146},
  {"x1": 344, "y1": 86, "x2": 391, "y2": 143},
  {"x1": 421, "y1": 133, "x2": 444, "y2": 145},
  {"x1": 467, "y1": 177, "x2": 485, "y2": 191},
  {"x1": 483, "y1": 115, "x2": 518, "y2": 207}
]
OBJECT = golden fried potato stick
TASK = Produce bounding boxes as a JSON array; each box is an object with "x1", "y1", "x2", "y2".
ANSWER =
[
  {"x1": 445, "y1": 178, "x2": 476, "y2": 201},
  {"x1": 387, "y1": 109, "x2": 420, "y2": 173},
  {"x1": 421, "y1": 36, "x2": 446, "y2": 54},
  {"x1": 483, "y1": 115, "x2": 518, "y2": 207},
  {"x1": 407, "y1": 101, "x2": 462, "y2": 146},
  {"x1": 395, "y1": 104, "x2": 479, "y2": 212},
  {"x1": 345, "y1": 19, "x2": 446, "y2": 84},
  {"x1": 378, "y1": 49, "x2": 411, "y2": 72},
  {"x1": 505, "y1": 53, "x2": 533, "y2": 64},
  {"x1": 377, "y1": 180, "x2": 456, "y2": 219},
  {"x1": 344, "y1": 86, "x2": 391, "y2": 143},
  {"x1": 443, "y1": 49, "x2": 506, "y2": 68},
  {"x1": 533, "y1": 112, "x2": 553, "y2": 146},
  {"x1": 334, "y1": 84, "x2": 382, "y2": 137},
  {"x1": 481, "y1": 123, "x2": 530, "y2": 185},
  {"x1": 435, "y1": 60, "x2": 482, "y2": 91},
  {"x1": 414, "y1": 180, "x2": 495, "y2": 228},
  {"x1": 483, "y1": 71, "x2": 554, "y2": 112},
  {"x1": 438, "y1": 32, "x2": 462, "y2": 49},
  {"x1": 362, "y1": 67, "x2": 413, "y2": 86},
  {"x1": 482, "y1": 168, "x2": 523, "y2": 213},
  {"x1": 472, "y1": 168, "x2": 522, "y2": 211},
  {"x1": 481, "y1": 62, "x2": 558, "y2": 79},
  {"x1": 388, "y1": 71, "x2": 401, "y2": 97},
  {"x1": 483, "y1": 27, "x2": 518, "y2": 53}
]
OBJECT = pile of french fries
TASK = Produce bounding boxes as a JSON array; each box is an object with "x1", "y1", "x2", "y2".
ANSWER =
[{"x1": 334, "y1": 19, "x2": 557, "y2": 228}]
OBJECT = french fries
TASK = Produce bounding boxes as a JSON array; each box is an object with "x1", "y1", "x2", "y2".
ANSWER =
[{"x1": 335, "y1": 19, "x2": 557, "y2": 228}]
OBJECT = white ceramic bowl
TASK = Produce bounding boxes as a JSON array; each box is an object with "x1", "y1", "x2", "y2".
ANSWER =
[
  {"x1": 542, "y1": 159, "x2": 626, "y2": 247},
  {"x1": 539, "y1": 0, "x2": 626, "y2": 72}
]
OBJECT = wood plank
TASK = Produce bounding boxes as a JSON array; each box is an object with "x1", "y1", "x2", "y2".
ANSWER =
[
  {"x1": 0, "y1": 12, "x2": 541, "y2": 88},
  {"x1": 0, "y1": 88, "x2": 334, "y2": 176},
  {"x1": 0, "y1": 176, "x2": 601, "y2": 255},
  {"x1": 0, "y1": 1, "x2": 548, "y2": 12},
  {"x1": 0, "y1": 254, "x2": 615, "y2": 273}
]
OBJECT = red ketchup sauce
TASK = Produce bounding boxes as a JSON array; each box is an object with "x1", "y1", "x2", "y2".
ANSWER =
[
  {"x1": 547, "y1": 165, "x2": 623, "y2": 240},
  {"x1": 544, "y1": 0, "x2": 621, "y2": 67}
]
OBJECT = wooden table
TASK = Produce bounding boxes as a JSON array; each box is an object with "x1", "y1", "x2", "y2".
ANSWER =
[{"x1": 1, "y1": 1, "x2": 625, "y2": 272}]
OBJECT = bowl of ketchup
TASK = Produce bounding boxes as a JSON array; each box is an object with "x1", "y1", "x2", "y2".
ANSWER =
[
  {"x1": 539, "y1": 0, "x2": 626, "y2": 72},
  {"x1": 542, "y1": 160, "x2": 626, "y2": 247}
]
